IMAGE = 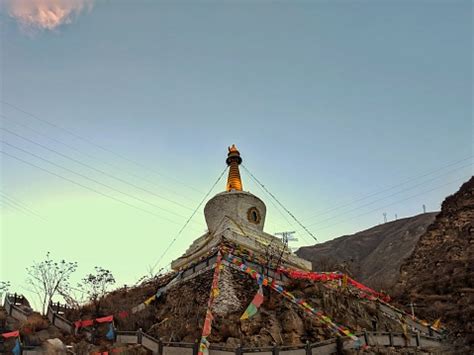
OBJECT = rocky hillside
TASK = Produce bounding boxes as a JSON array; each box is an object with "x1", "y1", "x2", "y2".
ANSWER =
[
  {"x1": 69, "y1": 266, "x2": 411, "y2": 347},
  {"x1": 297, "y1": 212, "x2": 437, "y2": 290},
  {"x1": 396, "y1": 177, "x2": 474, "y2": 346}
]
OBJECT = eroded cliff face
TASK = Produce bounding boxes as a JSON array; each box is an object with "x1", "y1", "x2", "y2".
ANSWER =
[{"x1": 396, "y1": 177, "x2": 474, "y2": 346}]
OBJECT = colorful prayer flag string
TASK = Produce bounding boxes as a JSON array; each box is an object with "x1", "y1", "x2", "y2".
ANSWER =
[
  {"x1": 197, "y1": 251, "x2": 223, "y2": 355},
  {"x1": 224, "y1": 253, "x2": 359, "y2": 342}
]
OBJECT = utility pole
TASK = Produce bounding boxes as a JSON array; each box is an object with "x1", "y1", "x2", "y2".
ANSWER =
[
  {"x1": 395, "y1": 213, "x2": 398, "y2": 220},
  {"x1": 274, "y1": 231, "x2": 297, "y2": 245},
  {"x1": 422, "y1": 204, "x2": 426, "y2": 214},
  {"x1": 383, "y1": 212, "x2": 387, "y2": 223}
]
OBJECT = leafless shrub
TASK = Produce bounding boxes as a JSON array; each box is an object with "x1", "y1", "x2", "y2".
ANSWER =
[{"x1": 25, "y1": 252, "x2": 78, "y2": 314}]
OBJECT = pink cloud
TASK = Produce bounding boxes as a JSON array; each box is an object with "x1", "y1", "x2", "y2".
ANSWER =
[{"x1": 7, "y1": 0, "x2": 94, "y2": 32}]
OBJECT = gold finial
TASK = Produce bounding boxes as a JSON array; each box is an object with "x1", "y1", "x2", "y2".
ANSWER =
[{"x1": 226, "y1": 144, "x2": 243, "y2": 192}]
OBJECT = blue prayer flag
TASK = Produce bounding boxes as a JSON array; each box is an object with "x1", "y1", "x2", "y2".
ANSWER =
[
  {"x1": 12, "y1": 339, "x2": 21, "y2": 355},
  {"x1": 106, "y1": 323, "x2": 115, "y2": 340}
]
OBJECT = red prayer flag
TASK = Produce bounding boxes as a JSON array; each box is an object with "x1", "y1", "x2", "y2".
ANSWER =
[
  {"x1": 1, "y1": 330, "x2": 20, "y2": 339},
  {"x1": 81, "y1": 319, "x2": 95, "y2": 327},
  {"x1": 202, "y1": 310, "x2": 213, "y2": 337},
  {"x1": 96, "y1": 315, "x2": 113, "y2": 323}
]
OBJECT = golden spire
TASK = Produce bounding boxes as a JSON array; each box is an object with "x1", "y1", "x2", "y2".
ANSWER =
[{"x1": 226, "y1": 144, "x2": 243, "y2": 191}]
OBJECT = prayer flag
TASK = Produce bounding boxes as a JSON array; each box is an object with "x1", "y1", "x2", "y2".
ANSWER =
[
  {"x1": 202, "y1": 310, "x2": 213, "y2": 337},
  {"x1": 12, "y1": 338, "x2": 21, "y2": 355},
  {"x1": 81, "y1": 319, "x2": 94, "y2": 327},
  {"x1": 106, "y1": 323, "x2": 115, "y2": 340},
  {"x1": 96, "y1": 315, "x2": 113, "y2": 323},
  {"x1": 1, "y1": 330, "x2": 19, "y2": 339},
  {"x1": 240, "y1": 286, "x2": 264, "y2": 320},
  {"x1": 144, "y1": 295, "x2": 156, "y2": 305}
]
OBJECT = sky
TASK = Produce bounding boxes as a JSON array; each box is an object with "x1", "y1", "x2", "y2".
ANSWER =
[{"x1": 0, "y1": 0, "x2": 472, "y2": 309}]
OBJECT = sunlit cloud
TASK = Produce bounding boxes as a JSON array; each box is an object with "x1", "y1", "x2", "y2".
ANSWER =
[{"x1": 6, "y1": 0, "x2": 94, "y2": 32}]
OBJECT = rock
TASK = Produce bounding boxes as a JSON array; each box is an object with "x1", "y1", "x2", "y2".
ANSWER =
[
  {"x1": 35, "y1": 327, "x2": 62, "y2": 342},
  {"x1": 42, "y1": 338, "x2": 66, "y2": 354},
  {"x1": 225, "y1": 336, "x2": 240, "y2": 347},
  {"x1": 279, "y1": 309, "x2": 304, "y2": 334},
  {"x1": 240, "y1": 313, "x2": 263, "y2": 335}
]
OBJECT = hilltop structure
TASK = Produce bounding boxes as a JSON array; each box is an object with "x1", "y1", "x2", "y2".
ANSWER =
[
  {"x1": 171, "y1": 145, "x2": 311, "y2": 271},
  {"x1": 0, "y1": 146, "x2": 450, "y2": 354}
]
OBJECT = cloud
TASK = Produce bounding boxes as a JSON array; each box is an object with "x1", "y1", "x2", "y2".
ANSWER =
[{"x1": 7, "y1": 0, "x2": 94, "y2": 32}]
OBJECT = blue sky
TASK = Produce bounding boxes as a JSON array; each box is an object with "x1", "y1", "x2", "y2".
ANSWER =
[{"x1": 0, "y1": 0, "x2": 472, "y2": 305}]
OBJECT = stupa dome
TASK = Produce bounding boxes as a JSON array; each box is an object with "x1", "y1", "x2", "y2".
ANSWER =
[{"x1": 204, "y1": 190, "x2": 266, "y2": 233}]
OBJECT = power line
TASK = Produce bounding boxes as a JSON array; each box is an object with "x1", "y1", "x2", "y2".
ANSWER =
[
  {"x1": 299, "y1": 156, "x2": 473, "y2": 224},
  {"x1": 150, "y1": 166, "x2": 228, "y2": 274},
  {"x1": 0, "y1": 194, "x2": 46, "y2": 221},
  {"x1": 0, "y1": 190, "x2": 46, "y2": 220},
  {"x1": 301, "y1": 162, "x2": 473, "y2": 229},
  {"x1": 1, "y1": 140, "x2": 203, "y2": 225},
  {"x1": 1, "y1": 126, "x2": 195, "y2": 212},
  {"x1": 1, "y1": 101, "x2": 205, "y2": 195},
  {"x1": 0, "y1": 150, "x2": 201, "y2": 229},
  {"x1": 0, "y1": 114, "x2": 200, "y2": 205},
  {"x1": 309, "y1": 176, "x2": 469, "y2": 235},
  {"x1": 242, "y1": 164, "x2": 318, "y2": 243}
]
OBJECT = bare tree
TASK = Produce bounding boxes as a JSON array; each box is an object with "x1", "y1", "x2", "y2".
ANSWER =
[
  {"x1": 25, "y1": 252, "x2": 78, "y2": 314},
  {"x1": 58, "y1": 285, "x2": 87, "y2": 309},
  {"x1": 79, "y1": 267, "x2": 115, "y2": 315}
]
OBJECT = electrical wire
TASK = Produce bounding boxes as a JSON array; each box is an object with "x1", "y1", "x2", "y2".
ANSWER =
[
  {"x1": 302, "y1": 162, "x2": 473, "y2": 229},
  {"x1": 1, "y1": 127, "x2": 195, "y2": 212},
  {"x1": 300, "y1": 155, "x2": 473, "y2": 223},
  {"x1": 1, "y1": 140, "x2": 203, "y2": 225},
  {"x1": 0, "y1": 194, "x2": 45, "y2": 221},
  {"x1": 0, "y1": 114, "x2": 199, "y2": 204},
  {"x1": 0, "y1": 150, "x2": 201, "y2": 228},
  {"x1": 1, "y1": 101, "x2": 205, "y2": 195},
  {"x1": 309, "y1": 176, "x2": 470, "y2": 235},
  {"x1": 0, "y1": 190, "x2": 46, "y2": 220}
]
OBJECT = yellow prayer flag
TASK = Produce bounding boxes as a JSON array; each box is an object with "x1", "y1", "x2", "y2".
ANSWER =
[
  {"x1": 144, "y1": 295, "x2": 156, "y2": 305},
  {"x1": 432, "y1": 318, "x2": 441, "y2": 329}
]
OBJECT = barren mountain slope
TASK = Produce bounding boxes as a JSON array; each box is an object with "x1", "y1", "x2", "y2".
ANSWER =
[{"x1": 297, "y1": 212, "x2": 437, "y2": 290}]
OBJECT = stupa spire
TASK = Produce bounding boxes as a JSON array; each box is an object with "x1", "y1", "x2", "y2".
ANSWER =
[{"x1": 226, "y1": 144, "x2": 243, "y2": 191}]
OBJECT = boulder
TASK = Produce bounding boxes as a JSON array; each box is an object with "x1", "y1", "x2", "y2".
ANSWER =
[{"x1": 42, "y1": 338, "x2": 66, "y2": 354}]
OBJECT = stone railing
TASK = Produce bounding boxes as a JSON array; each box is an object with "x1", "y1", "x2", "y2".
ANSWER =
[
  {"x1": 114, "y1": 329, "x2": 445, "y2": 355},
  {"x1": 3, "y1": 293, "x2": 31, "y2": 322},
  {"x1": 46, "y1": 301, "x2": 94, "y2": 341},
  {"x1": 378, "y1": 303, "x2": 443, "y2": 338}
]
